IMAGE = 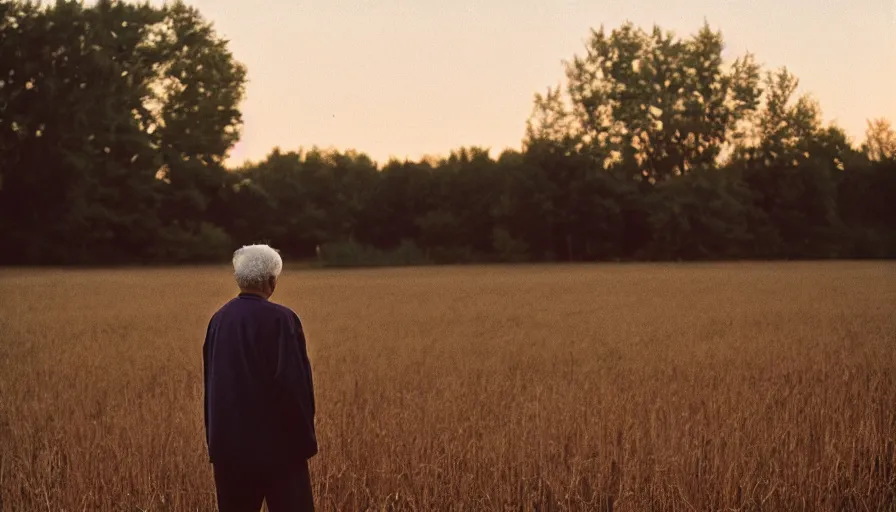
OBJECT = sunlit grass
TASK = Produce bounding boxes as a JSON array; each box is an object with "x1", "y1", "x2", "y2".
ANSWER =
[{"x1": 0, "y1": 262, "x2": 894, "y2": 511}]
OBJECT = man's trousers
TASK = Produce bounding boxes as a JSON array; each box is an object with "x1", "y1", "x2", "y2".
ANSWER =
[{"x1": 212, "y1": 460, "x2": 314, "y2": 512}]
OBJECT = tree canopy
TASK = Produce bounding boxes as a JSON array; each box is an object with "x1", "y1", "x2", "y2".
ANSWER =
[{"x1": 1, "y1": 3, "x2": 893, "y2": 265}]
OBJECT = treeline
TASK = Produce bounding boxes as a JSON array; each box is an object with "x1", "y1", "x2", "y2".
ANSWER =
[
  {"x1": 1, "y1": 1, "x2": 894, "y2": 265},
  {"x1": 221, "y1": 142, "x2": 895, "y2": 265}
]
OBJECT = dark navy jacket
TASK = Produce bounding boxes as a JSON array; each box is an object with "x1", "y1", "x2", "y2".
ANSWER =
[{"x1": 203, "y1": 293, "x2": 317, "y2": 470}]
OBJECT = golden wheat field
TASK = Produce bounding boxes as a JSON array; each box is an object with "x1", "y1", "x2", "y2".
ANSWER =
[{"x1": 0, "y1": 262, "x2": 894, "y2": 511}]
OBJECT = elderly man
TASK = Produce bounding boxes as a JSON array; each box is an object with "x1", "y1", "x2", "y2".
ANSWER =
[{"x1": 203, "y1": 244, "x2": 317, "y2": 512}]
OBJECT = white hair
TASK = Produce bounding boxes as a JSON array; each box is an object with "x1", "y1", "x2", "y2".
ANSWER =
[{"x1": 232, "y1": 244, "x2": 283, "y2": 289}]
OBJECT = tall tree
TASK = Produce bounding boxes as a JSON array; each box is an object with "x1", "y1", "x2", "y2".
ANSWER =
[
  {"x1": 0, "y1": 0, "x2": 167, "y2": 263},
  {"x1": 0, "y1": 0, "x2": 246, "y2": 263},
  {"x1": 150, "y1": 0, "x2": 246, "y2": 259},
  {"x1": 735, "y1": 69, "x2": 843, "y2": 258},
  {"x1": 529, "y1": 21, "x2": 762, "y2": 183}
]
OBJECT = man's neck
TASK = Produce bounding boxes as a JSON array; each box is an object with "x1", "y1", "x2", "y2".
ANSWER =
[{"x1": 239, "y1": 290, "x2": 268, "y2": 300}]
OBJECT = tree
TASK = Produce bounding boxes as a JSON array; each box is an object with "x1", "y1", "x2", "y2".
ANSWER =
[
  {"x1": 426, "y1": 147, "x2": 501, "y2": 257},
  {"x1": 646, "y1": 168, "x2": 754, "y2": 259},
  {"x1": 0, "y1": 0, "x2": 246, "y2": 263},
  {"x1": 0, "y1": 0, "x2": 167, "y2": 263},
  {"x1": 150, "y1": 0, "x2": 246, "y2": 259},
  {"x1": 734, "y1": 69, "x2": 844, "y2": 258},
  {"x1": 863, "y1": 118, "x2": 896, "y2": 162},
  {"x1": 529, "y1": 21, "x2": 762, "y2": 183},
  {"x1": 753, "y1": 68, "x2": 822, "y2": 160},
  {"x1": 356, "y1": 159, "x2": 437, "y2": 250}
]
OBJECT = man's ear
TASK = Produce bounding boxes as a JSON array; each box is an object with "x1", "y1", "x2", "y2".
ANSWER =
[{"x1": 268, "y1": 276, "x2": 277, "y2": 293}]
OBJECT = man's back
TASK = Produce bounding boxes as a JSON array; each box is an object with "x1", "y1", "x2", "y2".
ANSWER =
[{"x1": 203, "y1": 293, "x2": 317, "y2": 471}]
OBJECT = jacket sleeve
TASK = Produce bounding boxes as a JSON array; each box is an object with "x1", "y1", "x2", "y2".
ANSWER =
[
  {"x1": 202, "y1": 319, "x2": 213, "y2": 451},
  {"x1": 297, "y1": 315, "x2": 316, "y2": 417},
  {"x1": 273, "y1": 312, "x2": 316, "y2": 435}
]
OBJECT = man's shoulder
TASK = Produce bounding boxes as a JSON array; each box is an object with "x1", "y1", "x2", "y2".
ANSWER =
[
  {"x1": 209, "y1": 297, "x2": 301, "y2": 327},
  {"x1": 209, "y1": 298, "x2": 238, "y2": 321},
  {"x1": 269, "y1": 301, "x2": 302, "y2": 325}
]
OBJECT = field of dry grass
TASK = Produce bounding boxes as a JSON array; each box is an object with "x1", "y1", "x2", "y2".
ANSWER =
[{"x1": 0, "y1": 262, "x2": 894, "y2": 511}]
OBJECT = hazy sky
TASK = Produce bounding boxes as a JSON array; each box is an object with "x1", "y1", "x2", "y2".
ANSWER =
[{"x1": 161, "y1": 0, "x2": 895, "y2": 165}]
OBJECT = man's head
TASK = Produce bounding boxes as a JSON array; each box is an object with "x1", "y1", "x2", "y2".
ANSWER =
[{"x1": 232, "y1": 244, "x2": 283, "y2": 299}]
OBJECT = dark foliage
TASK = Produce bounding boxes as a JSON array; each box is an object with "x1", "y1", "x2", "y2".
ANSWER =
[{"x1": 1, "y1": 3, "x2": 892, "y2": 265}]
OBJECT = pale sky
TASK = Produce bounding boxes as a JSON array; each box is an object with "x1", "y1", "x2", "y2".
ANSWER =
[{"x1": 164, "y1": 0, "x2": 895, "y2": 166}]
